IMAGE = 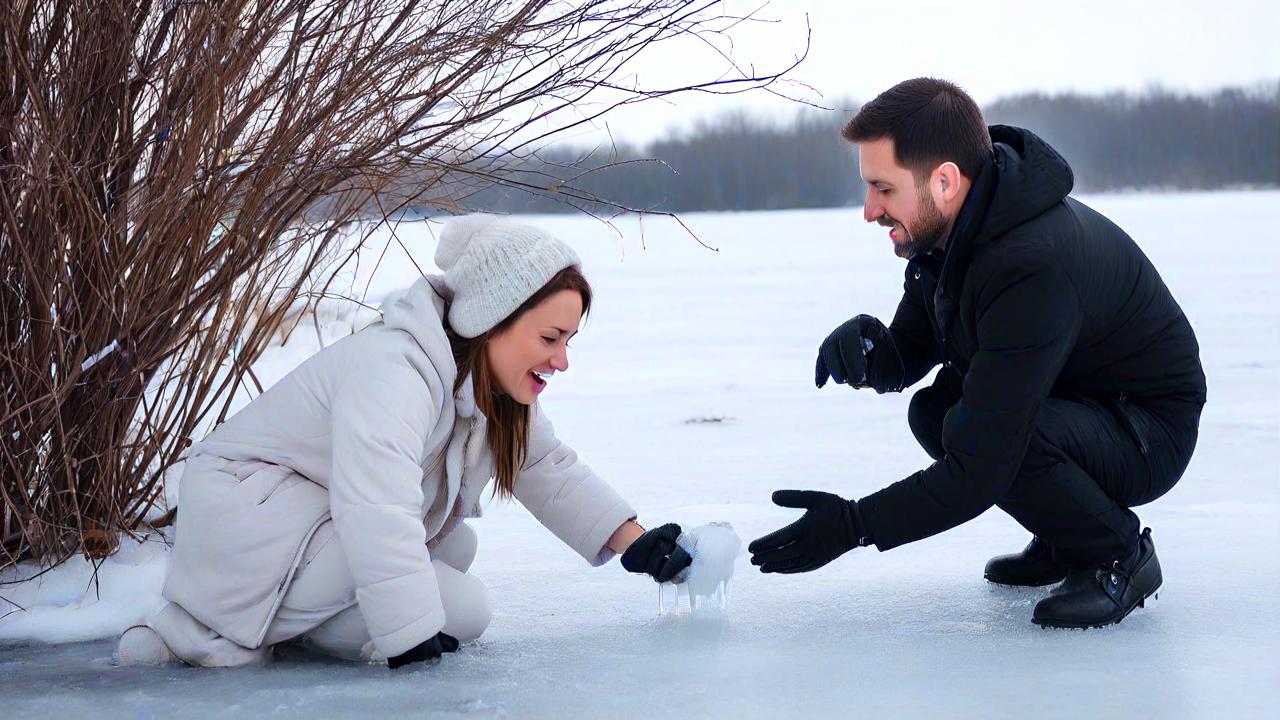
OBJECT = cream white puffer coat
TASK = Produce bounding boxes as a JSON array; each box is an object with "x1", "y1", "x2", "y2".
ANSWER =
[{"x1": 162, "y1": 276, "x2": 636, "y2": 659}]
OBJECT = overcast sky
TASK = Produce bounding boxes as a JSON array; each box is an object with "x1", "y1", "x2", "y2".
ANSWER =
[{"x1": 554, "y1": 0, "x2": 1277, "y2": 146}]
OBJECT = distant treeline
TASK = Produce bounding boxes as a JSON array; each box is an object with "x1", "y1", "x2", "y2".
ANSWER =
[{"x1": 458, "y1": 82, "x2": 1278, "y2": 215}]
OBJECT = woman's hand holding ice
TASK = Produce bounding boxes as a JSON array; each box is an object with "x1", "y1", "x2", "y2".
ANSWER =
[{"x1": 621, "y1": 523, "x2": 693, "y2": 582}]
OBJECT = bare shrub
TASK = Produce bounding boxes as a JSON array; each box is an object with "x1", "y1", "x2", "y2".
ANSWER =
[{"x1": 0, "y1": 0, "x2": 800, "y2": 568}]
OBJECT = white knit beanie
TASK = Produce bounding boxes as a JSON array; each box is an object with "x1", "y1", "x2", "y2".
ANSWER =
[{"x1": 434, "y1": 214, "x2": 582, "y2": 338}]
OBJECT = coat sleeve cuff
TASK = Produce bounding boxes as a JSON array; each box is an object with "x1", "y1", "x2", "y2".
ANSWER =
[
  {"x1": 356, "y1": 571, "x2": 446, "y2": 660},
  {"x1": 579, "y1": 501, "x2": 637, "y2": 566},
  {"x1": 366, "y1": 608, "x2": 446, "y2": 661}
]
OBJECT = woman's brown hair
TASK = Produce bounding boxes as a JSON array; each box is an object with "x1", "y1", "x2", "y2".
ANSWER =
[{"x1": 448, "y1": 266, "x2": 592, "y2": 499}]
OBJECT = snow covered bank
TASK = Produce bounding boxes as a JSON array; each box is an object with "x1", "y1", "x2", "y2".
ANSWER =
[{"x1": 0, "y1": 531, "x2": 170, "y2": 644}]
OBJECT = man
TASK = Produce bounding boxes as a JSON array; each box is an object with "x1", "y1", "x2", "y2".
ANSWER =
[{"x1": 748, "y1": 78, "x2": 1206, "y2": 628}]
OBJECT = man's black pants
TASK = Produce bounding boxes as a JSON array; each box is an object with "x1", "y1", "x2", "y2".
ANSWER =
[{"x1": 908, "y1": 369, "x2": 1201, "y2": 565}]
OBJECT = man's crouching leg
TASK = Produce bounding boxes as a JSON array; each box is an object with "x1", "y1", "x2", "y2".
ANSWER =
[
  {"x1": 996, "y1": 397, "x2": 1197, "y2": 628},
  {"x1": 907, "y1": 368, "x2": 963, "y2": 462}
]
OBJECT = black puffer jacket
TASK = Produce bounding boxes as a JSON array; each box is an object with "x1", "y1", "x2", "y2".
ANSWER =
[{"x1": 857, "y1": 125, "x2": 1206, "y2": 551}]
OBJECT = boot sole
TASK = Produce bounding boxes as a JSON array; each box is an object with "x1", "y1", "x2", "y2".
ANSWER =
[
  {"x1": 984, "y1": 573, "x2": 1069, "y2": 588},
  {"x1": 1031, "y1": 586, "x2": 1161, "y2": 630}
]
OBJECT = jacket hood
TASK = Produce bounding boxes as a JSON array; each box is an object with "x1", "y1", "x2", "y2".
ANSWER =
[
  {"x1": 379, "y1": 276, "x2": 450, "y2": 353},
  {"x1": 378, "y1": 275, "x2": 471, "y2": 414},
  {"x1": 977, "y1": 125, "x2": 1075, "y2": 244}
]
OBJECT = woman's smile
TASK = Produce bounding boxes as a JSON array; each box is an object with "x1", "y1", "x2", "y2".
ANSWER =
[{"x1": 530, "y1": 370, "x2": 551, "y2": 394}]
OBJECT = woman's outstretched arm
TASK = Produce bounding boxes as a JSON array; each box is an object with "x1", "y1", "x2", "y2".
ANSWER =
[{"x1": 607, "y1": 520, "x2": 645, "y2": 553}]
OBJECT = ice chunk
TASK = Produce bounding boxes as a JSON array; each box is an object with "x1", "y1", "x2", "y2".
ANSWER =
[{"x1": 658, "y1": 522, "x2": 741, "y2": 615}]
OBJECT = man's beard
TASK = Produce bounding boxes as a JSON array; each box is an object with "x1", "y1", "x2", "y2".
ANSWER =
[{"x1": 881, "y1": 192, "x2": 948, "y2": 260}]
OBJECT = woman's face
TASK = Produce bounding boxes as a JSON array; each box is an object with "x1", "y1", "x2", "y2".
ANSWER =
[{"x1": 486, "y1": 289, "x2": 583, "y2": 405}]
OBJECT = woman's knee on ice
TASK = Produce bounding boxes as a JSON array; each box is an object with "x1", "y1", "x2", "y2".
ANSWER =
[
  {"x1": 434, "y1": 559, "x2": 490, "y2": 643},
  {"x1": 432, "y1": 522, "x2": 478, "y2": 573}
]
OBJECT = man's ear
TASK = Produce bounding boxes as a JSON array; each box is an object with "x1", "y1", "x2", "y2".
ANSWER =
[{"x1": 936, "y1": 162, "x2": 963, "y2": 204}]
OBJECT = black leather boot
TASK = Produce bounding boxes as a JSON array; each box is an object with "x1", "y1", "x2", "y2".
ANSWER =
[
  {"x1": 1047, "y1": 564, "x2": 1098, "y2": 596},
  {"x1": 984, "y1": 536, "x2": 1070, "y2": 587},
  {"x1": 1032, "y1": 528, "x2": 1162, "y2": 629}
]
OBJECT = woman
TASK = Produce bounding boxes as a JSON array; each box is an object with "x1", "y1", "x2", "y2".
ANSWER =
[{"x1": 116, "y1": 214, "x2": 691, "y2": 669}]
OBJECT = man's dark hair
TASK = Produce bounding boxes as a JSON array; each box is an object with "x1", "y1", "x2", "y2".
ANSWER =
[{"x1": 842, "y1": 77, "x2": 992, "y2": 184}]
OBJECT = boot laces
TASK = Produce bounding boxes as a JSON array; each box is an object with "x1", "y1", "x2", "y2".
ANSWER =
[{"x1": 1095, "y1": 555, "x2": 1137, "y2": 592}]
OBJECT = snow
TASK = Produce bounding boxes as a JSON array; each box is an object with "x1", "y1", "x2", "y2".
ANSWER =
[
  {"x1": 0, "y1": 531, "x2": 171, "y2": 645},
  {"x1": 2, "y1": 190, "x2": 1278, "y2": 717}
]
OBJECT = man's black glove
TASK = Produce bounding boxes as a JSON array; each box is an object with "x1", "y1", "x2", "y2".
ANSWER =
[
  {"x1": 621, "y1": 523, "x2": 693, "y2": 582},
  {"x1": 387, "y1": 632, "x2": 459, "y2": 669},
  {"x1": 815, "y1": 314, "x2": 893, "y2": 391},
  {"x1": 748, "y1": 490, "x2": 872, "y2": 574}
]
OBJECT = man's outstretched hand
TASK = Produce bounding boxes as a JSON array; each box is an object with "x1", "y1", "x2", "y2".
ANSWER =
[{"x1": 749, "y1": 490, "x2": 871, "y2": 574}]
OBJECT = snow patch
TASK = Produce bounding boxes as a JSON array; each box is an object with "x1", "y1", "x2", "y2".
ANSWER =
[{"x1": 0, "y1": 532, "x2": 170, "y2": 644}]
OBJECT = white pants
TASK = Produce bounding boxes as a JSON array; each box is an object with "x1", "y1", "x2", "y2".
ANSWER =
[{"x1": 149, "y1": 522, "x2": 490, "y2": 667}]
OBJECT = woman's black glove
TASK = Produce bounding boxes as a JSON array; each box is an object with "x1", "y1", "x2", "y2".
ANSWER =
[
  {"x1": 815, "y1": 314, "x2": 897, "y2": 391},
  {"x1": 749, "y1": 490, "x2": 873, "y2": 574},
  {"x1": 621, "y1": 523, "x2": 693, "y2": 582},
  {"x1": 387, "y1": 632, "x2": 459, "y2": 669}
]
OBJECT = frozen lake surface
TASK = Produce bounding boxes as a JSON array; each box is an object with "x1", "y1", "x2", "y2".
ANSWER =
[{"x1": 3, "y1": 191, "x2": 1278, "y2": 717}]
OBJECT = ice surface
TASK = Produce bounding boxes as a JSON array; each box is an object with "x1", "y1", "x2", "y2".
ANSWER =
[{"x1": 2, "y1": 192, "x2": 1278, "y2": 718}]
